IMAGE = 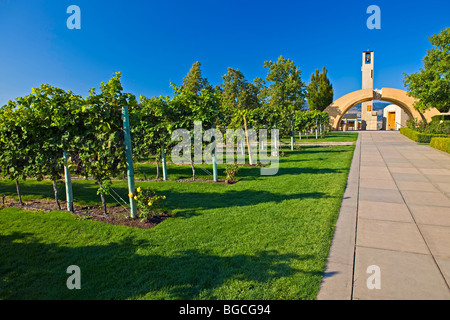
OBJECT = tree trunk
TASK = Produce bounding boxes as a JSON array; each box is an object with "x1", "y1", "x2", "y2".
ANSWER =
[
  {"x1": 156, "y1": 159, "x2": 160, "y2": 180},
  {"x1": 162, "y1": 148, "x2": 168, "y2": 181},
  {"x1": 291, "y1": 129, "x2": 295, "y2": 151},
  {"x1": 190, "y1": 158, "x2": 196, "y2": 181},
  {"x1": 243, "y1": 115, "x2": 253, "y2": 165},
  {"x1": 15, "y1": 179, "x2": 23, "y2": 206},
  {"x1": 98, "y1": 181, "x2": 107, "y2": 215},
  {"x1": 52, "y1": 178, "x2": 61, "y2": 210}
]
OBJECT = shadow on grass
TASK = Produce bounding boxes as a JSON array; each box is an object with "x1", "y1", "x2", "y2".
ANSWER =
[
  {"x1": 0, "y1": 232, "x2": 322, "y2": 300},
  {"x1": 0, "y1": 180, "x2": 333, "y2": 214}
]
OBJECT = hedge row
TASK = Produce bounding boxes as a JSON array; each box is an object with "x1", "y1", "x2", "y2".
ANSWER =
[
  {"x1": 430, "y1": 137, "x2": 450, "y2": 154},
  {"x1": 431, "y1": 114, "x2": 450, "y2": 123},
  {"x1": 399, "y1": 127, "x2": 449, "y2": 143}
]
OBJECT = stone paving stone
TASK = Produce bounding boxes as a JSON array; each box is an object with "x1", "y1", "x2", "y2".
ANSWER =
[
  {"x1": 419, "y1": 168, "x2": 450, "y2": 175},
  {"x1": 356, "y1": 218, "x2": 429, "y2": 254},
  {"x1": 353, "y1": 247, "x2": 450, "y2": 300},
  {"x1": 435, "y1": 257, "x2": 450, "y2": 286},
  {"x1": 411, "y1": 161, "x2": 444, "y2": 169},
  {"x1": 409, "y1": 205, "x2": 450, "y2": 227},
  {"x1": 424, "y1": 174, "x2": 450, "y2": 183},
  {"x1": 386, "y1": 162, "x2": 416, "y2": 168},
  {"x1": 383, "y1": 158, "x2": 411, "y2": 164},
  {"x1": 436, "y1": 182, "x2": 450, "y2": 193},
  {"x1": 418, "y1": 224, "x2": 450, "y2": 258},
  {"x1": 383, "y1": 154, "x2": 405, "y2": 160},
  {"x1": 391, "y1": 172, "x2": 429, "y2": 182},
  {"x1": 395, "y1": 180, "x2": 441, "y2": 192},
  {"x1": 388, "y1": 167, "x2": 420, "y2": 174},
  {"x1": 401, "y1": 190, "x2": 450, "y2": 207},
  {"x1": 361, "y1": 155, "x2": 384, "y2": 162},
  {"x1": 359, "y1": 178, "x2": 397, "y2": 190},
  {"x1": 359, "y1": 167, "x2": 392, "y2": 180},
  {"x1": 359, "y1": 187, "x2": 404, "y2": 203},
  {"x1": 359, "y1": 160, "x2": 386, "y2": 167},
  {"x1": 358, "y1": 200, "x2": 413, "y2": 222}
]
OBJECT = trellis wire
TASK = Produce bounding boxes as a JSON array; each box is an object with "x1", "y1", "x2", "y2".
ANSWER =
[
  {"x1": 199, "y1": 166, "x2": 213, "y2": 176},
  {"x1": 110, "y1": 187, "x2": 129, "y2": 207},
  {"x1": 108, "y1": 188, "x2": 130, "y2": 213}
]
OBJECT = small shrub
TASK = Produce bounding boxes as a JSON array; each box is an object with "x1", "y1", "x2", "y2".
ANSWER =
[
  {"x1": 430, "y1": 137, "x2": 450, "y2": 154},
  {"x1": 406, "y1": 119, "x2": 427, "y2": 132},
  {"x1": 224, "y1": 164, "x2": 239, "y2": 184},
  {"x1": 407, "y1": 118, "x2": 450, "y2": 135},
  {"x1": 129, "y1": 187, "x2": 166, "y2": 222},
  {"x1": 431, "y1": 114, "x2": 450, "y2": 123},
  {"x1": 427, "y1": 120, "x2": 450, "y2": 135}
]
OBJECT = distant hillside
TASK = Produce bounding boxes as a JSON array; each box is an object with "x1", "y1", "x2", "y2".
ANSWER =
[{"x1": 348, "y1": 101, "x2": 391, "y2": 113}]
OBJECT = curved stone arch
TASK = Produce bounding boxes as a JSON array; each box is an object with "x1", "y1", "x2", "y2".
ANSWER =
[{"x1": 325, "y1": 88, "x2": 440, "y2": 130}]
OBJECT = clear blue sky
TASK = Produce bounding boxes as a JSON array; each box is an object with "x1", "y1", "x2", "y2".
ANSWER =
[{"x1": 0, "y1": 0, "x2": 449, "y2": 106}]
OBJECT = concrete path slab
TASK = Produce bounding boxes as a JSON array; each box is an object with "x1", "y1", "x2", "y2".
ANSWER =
[
  {"x1": 317, "y1": 131, "x2": 450, "y2": 300},
  {"x1": 353, "y1": 247, "x2": 450, "y2": 300},
  {"x1": 358, "y1": 200, "x2": 413, "y2": 223}
]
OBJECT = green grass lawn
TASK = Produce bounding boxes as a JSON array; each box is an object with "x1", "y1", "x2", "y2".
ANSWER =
[{"x1": 0, "y1": 136, "x2": 357, "y2": 300}]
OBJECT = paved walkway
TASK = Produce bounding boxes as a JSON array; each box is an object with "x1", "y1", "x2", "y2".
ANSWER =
[{"x1": 317, "y1": 131, "x2": 450, "y2": 300}]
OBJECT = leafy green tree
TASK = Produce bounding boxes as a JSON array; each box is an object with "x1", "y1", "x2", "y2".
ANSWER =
[
  {"x1": 132, "y1": 95, "x2": 171, "y2": 180},
  {"x1": 26, "y1": 85, "x2": 83, "y2": 209},
  {"x1": 294, "y1": 110, "x2": 329, "y2": 137},
  {"x1": 77, "y1": 72, "x2": 137, "y2": 214},
  {"x1": 169, "y1": 82, "x2": 220, "y2": 179},
  {"x1": 306, "y1": 66, "x2": 334, "y2": 111},
  {"x1": 0, "y1": 100, "x2": 35, "y2": 205},
  {"x1": 263, "y1": 55, "x2": 306, "y2": 141},
  {"x1": 221, "y1": 68, "x2": 261, "y2": 165},
  {"x1": 404, "y1": 27, "x2": 450, "y2": 113},
  {"x1": 182, "y1": 61, "x2": 211, "y2": 94}
]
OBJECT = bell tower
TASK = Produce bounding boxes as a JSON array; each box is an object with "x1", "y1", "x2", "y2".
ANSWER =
[
  {"x1": 362, "y1": 51, "x2": 374, "y2": 90},
  {"x1": 361, "y1": 51, "x2": 377, "y2": 130}
]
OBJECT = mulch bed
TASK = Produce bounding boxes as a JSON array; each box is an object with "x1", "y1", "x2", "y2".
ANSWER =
[{"x1": 0, "y1": 196, "x2": 171, "y2": 230}]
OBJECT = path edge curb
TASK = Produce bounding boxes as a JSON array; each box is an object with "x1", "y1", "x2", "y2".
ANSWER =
[{"x1": 316, "y1": 133, "x2": 361, "y2": 300}]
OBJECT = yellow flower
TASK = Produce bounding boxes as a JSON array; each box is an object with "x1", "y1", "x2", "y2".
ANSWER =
[
  {"x1": 137, "y1": 187, "x2": 142, "y2": 193},
  {"x1": 148, "y1": 202, "x2": 153, "y2": 206},
  {"x1": 134, "y1": 196, "x2": 138, "y2": 201},
  {"x1": 128, "y1": 193, "x2": 133, "y2": 198},
  {"x1": 162, "y1": 196, "x2": 166, "y2": 199}
]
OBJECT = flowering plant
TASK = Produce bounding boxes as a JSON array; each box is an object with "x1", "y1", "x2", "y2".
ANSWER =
[
  {"x1": 224, "y1": 164, "x2": 239, "y2": 184},
  {"x1": 128, "y1": 187, "x2": 166, "y2": 222}
]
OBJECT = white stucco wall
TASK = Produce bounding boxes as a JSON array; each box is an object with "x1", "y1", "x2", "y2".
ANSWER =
[{"x1": 383, "y1": 104, "x2": 410, "y2": 130}]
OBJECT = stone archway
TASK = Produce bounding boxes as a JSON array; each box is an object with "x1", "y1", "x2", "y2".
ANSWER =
[{"x1": 325, "y1": 88, "x2": 440, "y2": 130}]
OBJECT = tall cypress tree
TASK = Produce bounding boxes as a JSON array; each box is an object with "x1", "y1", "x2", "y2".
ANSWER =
[
  {"x1": 306, "y1": 66, "x2": 333, "y2": 111},
  {"x1": 182, "y1": 61, "x2": 210, "y2": 94}
]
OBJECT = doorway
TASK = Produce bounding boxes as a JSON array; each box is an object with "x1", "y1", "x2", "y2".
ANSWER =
[{"x1": 388, "y1": 112, "x2": 396, "y2": 130}]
